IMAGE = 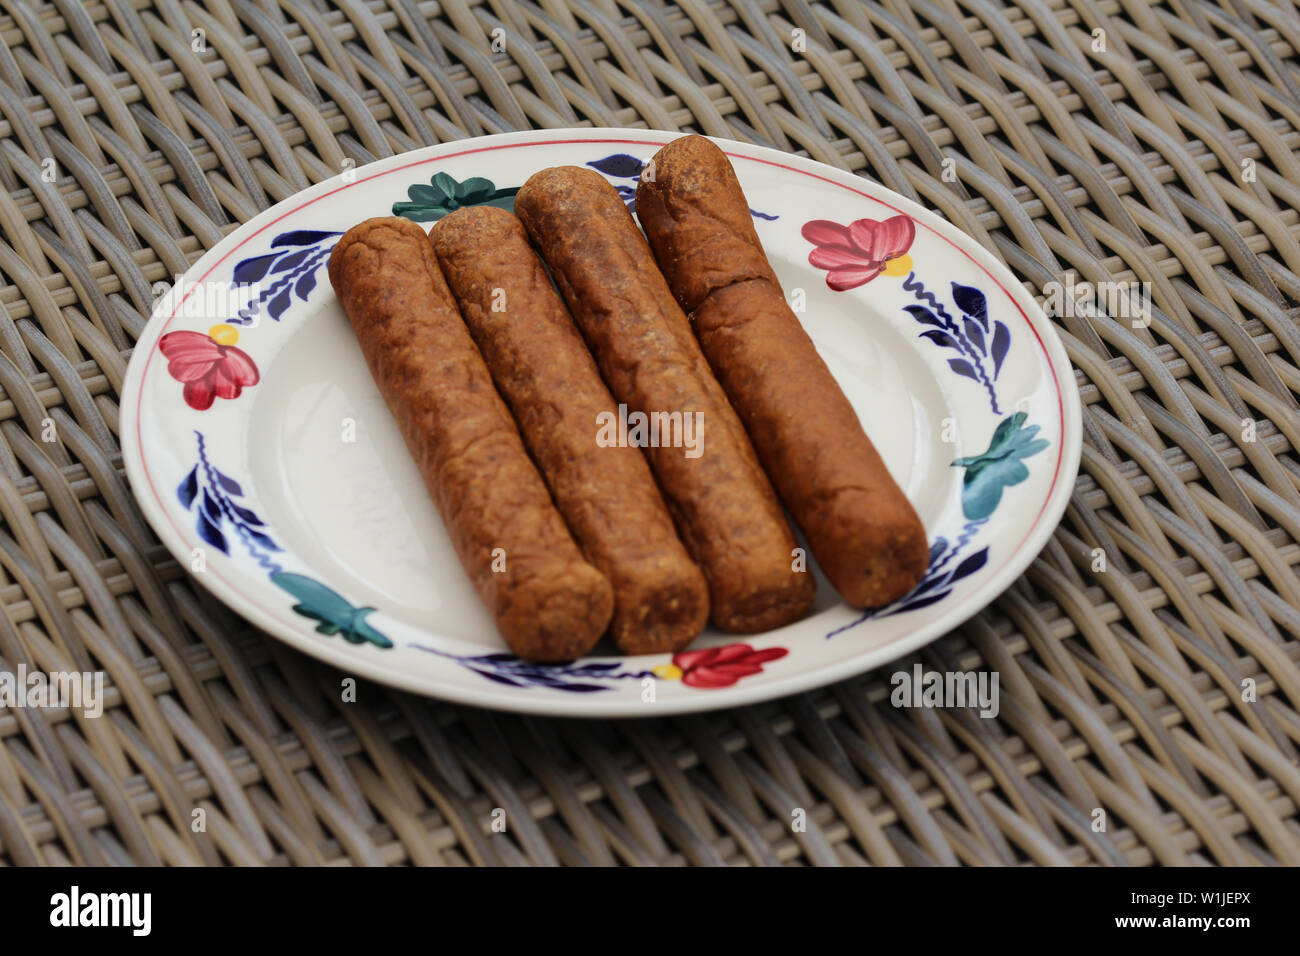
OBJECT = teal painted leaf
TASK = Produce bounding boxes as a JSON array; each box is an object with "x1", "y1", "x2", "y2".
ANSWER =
[
  {"x1": 407, "y1": 184, "x2": 446, "y2": 205},
  {"x1": 270, "y1": 571, "x2": 393, "y2": 649},
  {"x1": 455, "y1": 176, "x2": 496, "y2": 202},
  {"x1": 952, "y1": 412, "x2": 1051, "y2": 521},
  {"x1": 393, "y1": 172, "x2": 519, "y2": 223},
  {"x1": 430, "y1": 171, "x2": 459, "y2": 200}
]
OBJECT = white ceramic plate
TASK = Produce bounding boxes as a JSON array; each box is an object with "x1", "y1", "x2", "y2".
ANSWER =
[{"x1": 120, "y1": 128, "x2": 1081, "y2": 716}]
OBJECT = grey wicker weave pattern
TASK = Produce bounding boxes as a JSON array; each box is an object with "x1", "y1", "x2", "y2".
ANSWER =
[{"x1": 0, "y1": 0, "x2": 1296, "y2": 866}]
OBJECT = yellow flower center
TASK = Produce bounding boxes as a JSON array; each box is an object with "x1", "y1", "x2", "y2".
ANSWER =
[
  {"x1": 651, "y1": 664, "x2": 683, "y2": 681},
  {"x1": 881, "y1": 254, "x2": 913, "y2": 277},
  {"x1": 208, "y1": 323, "x2": 239, "y2": 346}
]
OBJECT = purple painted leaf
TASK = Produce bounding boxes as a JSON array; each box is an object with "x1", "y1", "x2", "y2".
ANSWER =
[
  {"x1": 952, "y1": 548, "x2": 989, "y2": 581},
  {"x1": 272, "y1": 230, "x2": 340, "y2": 248},
  {"x1": 553, "y1": 684, "x2": 610, "y2": 693},
  {"x1": 534, "y1": 679, "x2": 608, "y2": 692},
  {"x1": 200, "y1": 489, "x2": 222, "y2": 522},
  {"x1": 920, "y1": 329, "x2": 958, "y2": 349},
  {"x1": 886, "y1": 590, "x2": 950, "y2": 615},
  {"x1": 991, "y1": 322, "x2": 1011, "y2": 377},
  {"x1": 270, "y1": 248, "x2": 308, "y2": 274},
  {"x1": 197, "y1": 513, "x2": 228, "y2": 554},
  {"x1": 266, "y1": 285, "x2": 292, "y2": 321},
  {"x1": 177, "y1": 466, "x2": 199, "y2": 509},
  {"x1": 952, "y1": 283, "x2": 988, "y2": 330},
  {"x1": 232, "y1": 253, "x2": 279, "y2": 285},
  {"x1": 751, "y1": 209, "x2": 779, "y2": 221},
  {"x1": 964, "y1": 318, "x2": 986, "y2": 354},
  {"x1": 909, "y1": 573, "x2": 950, "y2": 597},
  {"x1": 272, "y1": 249, "x2": 311, "y2": 274},
  {"x1": 587, "y1": 154, "x2": 645, "y2": 178},
  {"x1": 214, "y1": 471, "x2": 243, "y2": 496},
  {"x1": 479, "y1": 653, "x2": 517, "y2": 663},
  {"x1": 294, "y1": 268, "x2": 318, "y2": 302},
  {"x1": 231, "y1": 503, "x2": 263, "y2": 525},
  {"x1": 904, "y1": 304, "x2": 944, "y2": 327},
  {"x1": 469, "y1": 669, "x2": 524, "y2": 688},
  {"x1": 947, "y1": 358, "x2": 978, "y2": 380},
  {"x1": 246, "y1": 528, "x2": 281, "y2": 551}
]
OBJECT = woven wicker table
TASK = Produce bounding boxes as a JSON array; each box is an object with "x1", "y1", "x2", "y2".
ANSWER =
[{"x1": 0, "y1": 0, "x2": 1297, "y2": 867}]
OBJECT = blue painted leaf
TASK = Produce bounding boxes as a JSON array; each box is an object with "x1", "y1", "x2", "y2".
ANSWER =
[
  {"x1": 246, "y1": 528, "x2": 281, "y2": 552},
  {"x1": 750, "y1": 208, "x2": 779, "y2": 221},
  {"x1": 272, "y1": 249, "x2": 311, "y2": 273},
  {"x1": 470, "y1": 669, "x2": 525, "y2": 688},
  {"x1": 294, "y1": 268, "x2": 317, "y2": 302},
  {"x1": 197, "y1": 513, "x2": 228, "y2": 554},
  {"x1": 271, "y1": 230, "x2": 339, "y2": 248},
  {"x1": 928, "y1": 538, "x2": 949, "y2": 563},
  {"x1": 952, "y1": 548, "x2": 989, "y2": 581},
  {"x1": 571, "y1": 662, "x2": 622, "y2": 672},
  {"x1": 550, "y1": 684, "x2": 610, "y2": 693},
  {"x1": 909, "y1": 573, "x2": 951, "y2": 597},
  {"x1": 527, "y1": 676, "x2": 608, "y2": 692},
  {"x1": 214, "y1": 471, "x2": 243, "y2": 496},
  {"x1": 886, "y1": 590, "x2": 951, "y2": 615},
  {"x1": 920, "y1": 329, "x2": 958, "y2": 349},
  {"x1": 200, "y1": 489, "x2": 222, "y2": 522},
  {"x1": 177, "y1": 466, "x2": 199, "y2": 509},
  {"x1": 230, "y1": 503, "x2": 263, "y2": 525},
  {"x1": 904, "y1": 304, "x2": 944, "y2": 327},
  {"x1": 232, "y1": 253, "x2": 279, "y2": 285},
  {"x1": 266, "y1": 285, "x2": 292, "y2": 321},
  {"x1": 587, "y1": 154, "x2": 645, "y2": 178},
  {"x1": 990, "y1": 322, "x2": 1011, "y2": 377},
  {"x1": 478, "y1": 653, "x2": 519, "y2": 663},
  {"x1": 964, "y1": 318, "x2": 986, "y2": 354},
  {"x1": 948, "y1": 358, "x2": 978, "y2": 380},
  {"x1": 952, "y1": 283, "x2": 988, "y2": 330}
]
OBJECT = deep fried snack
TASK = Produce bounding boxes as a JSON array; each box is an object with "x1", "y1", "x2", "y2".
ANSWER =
[
  {"x1": 636, "y1": 135, "x2": 929, "y2": 607},
  {"x1": 328, "y1": 216, "x2": 612, "y2": 661},
  {"x1": 429, "y1": 206, "x2": 709, "y2": 655},
  {"x1": 515, "y1": 168, "x2": 814, "y2": 633}
]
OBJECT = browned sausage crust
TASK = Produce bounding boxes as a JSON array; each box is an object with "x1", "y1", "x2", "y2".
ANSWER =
[
  {"x1": 328, "y1": 216, "x2": 612, "y2": 661},
  {"x1": 515, "y1": 168, "x2": 814, "y2": 633},
  {"x1": 636, "y1": 135, "x2": 929, "y2": 607},
  {"x1": 428, "y1": 206, "x2": 709, "y2": 655}
]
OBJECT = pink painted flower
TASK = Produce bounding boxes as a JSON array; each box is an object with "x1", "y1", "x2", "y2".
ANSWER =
[
  {"x1": 802, "y1": 215, "x2": 916, "y2": 291},
  {"x1": 158, "y1": 326, "x2": 259, "y2": 410},
  {"x1": 669, "y1": 643, "x2": 789, "y2": 689}
]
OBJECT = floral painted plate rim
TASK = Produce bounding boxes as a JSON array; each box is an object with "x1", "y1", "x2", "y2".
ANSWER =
[{"x1": 120, "y1": 128, "x2": 1082, "y2": 717}]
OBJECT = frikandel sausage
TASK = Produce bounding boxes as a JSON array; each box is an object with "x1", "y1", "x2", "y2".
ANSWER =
[
  {"x1": 635, "y1": 135, "x2": 928, "y2": 607},
  {"x1": 515, "y1": 169, "x2": 814, "y2": 633},
  {"x1": 328, "y1": 216, "x2": 613, "y2": 661},
  {"x1": 429, "y1": 206, "x2": 709, "y2": 654}
]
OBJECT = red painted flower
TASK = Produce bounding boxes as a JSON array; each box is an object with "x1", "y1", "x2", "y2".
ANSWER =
[
  {"x1": 802, "y1": 215, "x2": 916, "y2": 291},
  {"x1": 158, "y1": 325, "x2": 259, "y2": 410},
  {"x1": 664, "y1": 643, "x2": 789, "y2": 689}
]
